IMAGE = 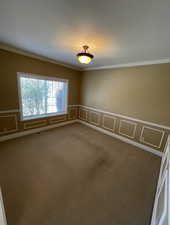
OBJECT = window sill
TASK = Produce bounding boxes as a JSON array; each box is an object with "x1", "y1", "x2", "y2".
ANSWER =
[{"x1": 21, "y1": 112, "x2": 68, "y2": 121}]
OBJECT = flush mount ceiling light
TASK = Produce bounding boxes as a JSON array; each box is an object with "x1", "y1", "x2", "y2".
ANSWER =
[{"x1": 77, "y1": 45, "x2": 94, "y2": 64}]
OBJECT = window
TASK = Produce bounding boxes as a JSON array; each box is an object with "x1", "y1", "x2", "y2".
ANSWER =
[{"x1": 18, "y1": 73, "x2": 68, "y2": 120}]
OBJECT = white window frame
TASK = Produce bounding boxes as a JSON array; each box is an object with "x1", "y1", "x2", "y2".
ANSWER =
[{"x1": 17, "y1": 72, "x2": 68, "y2": 121}]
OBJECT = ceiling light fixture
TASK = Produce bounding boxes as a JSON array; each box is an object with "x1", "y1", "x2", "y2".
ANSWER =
[{"x1": 77, "y1": 45, "x2": 94, "y2": 64}]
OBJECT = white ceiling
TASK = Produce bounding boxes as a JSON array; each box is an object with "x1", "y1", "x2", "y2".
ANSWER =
[{"x1": 1, "y1": 0, "x2": 170, "y2": 70}]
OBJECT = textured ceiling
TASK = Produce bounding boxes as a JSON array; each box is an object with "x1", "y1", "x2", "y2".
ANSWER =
[{"x1": 1, "y1": 0, "x2": 170, "y2": 70}]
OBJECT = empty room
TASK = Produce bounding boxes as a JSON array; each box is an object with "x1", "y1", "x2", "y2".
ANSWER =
[{"x1": 0, "y1": 0, "x2": 170, "y2": 225}]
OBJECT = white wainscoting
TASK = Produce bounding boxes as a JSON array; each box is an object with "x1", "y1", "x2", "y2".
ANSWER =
[
  {"x1": 102, "y1": 115, "x2": 117, "y2": 132},
  {"x1": 140, "y1": 126, "x2": 165, "y2": 149},
  {"x1": 79, "y1": 105, "x2": 170, "y2": 131},
  {"x1": 24, "y1": 120, "x2": 47, "y2": 130},
  {"x1": 49, "y1": 116, "x2": 67, "y2": 124},
  {"x1": 119, "y1": 119, "x2": 137, "y2": 139},
  {"x1": 89, "y1": 111, "x2": 100, "y2": 126},
  {"x1": 78, "y1": 120, "x2": 163, "y2": 157}
]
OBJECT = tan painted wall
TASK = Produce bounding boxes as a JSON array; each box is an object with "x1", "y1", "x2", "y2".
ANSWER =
[
  {"x1": 0, "y1": 49, "x2": 81, "y2": 137},
  {"x1": 0, "y1": 49, "x2": 169, "y2": 152},
  {"x1": 0, "y1": 49, "x2": 81, "y2": 110},
  {"x1": 81, "y1": 64, "x2": 170, "y2": 127}
]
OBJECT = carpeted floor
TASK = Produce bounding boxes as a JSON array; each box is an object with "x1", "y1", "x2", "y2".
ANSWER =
[{"x1": 0, "y1": 123, "x2": 160, "y2": 225}]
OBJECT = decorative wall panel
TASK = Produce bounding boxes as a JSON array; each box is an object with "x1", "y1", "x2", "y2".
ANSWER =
[
  {"x1": 49, "y1": 115, "x2": 67, "y2": 124},
  {"x1": 140, "y1": 126, "x2": 165, "y2": 148},
  {"x1": 89, "y1": 111, "x2": 100, "y2": 126},
  {"x1": 24, "y1": 120, "x2": 47, "y2": 130},
  {"x1": 119, "y1": 120, "x2": 137, "y2": 139},
  {"x1": 0, "y1": 114, "x2": 18, "y2": 134},
  {"x1": 79, "y1": 105, "x2": 169, "y2": 152},
  {"x1": 0, "y1": 105, "x2": 169, "y2": 154},
  {"x1": 102, "y1": 115, "x2": 117, "y2": 132},
  {"x1": 79, "y1": 108, "x2": 88, "y2": 121}
]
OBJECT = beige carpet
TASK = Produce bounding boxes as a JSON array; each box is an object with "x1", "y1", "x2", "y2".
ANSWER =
[{"x1": 0, "y1": 123, "x2": 160, "y2": 225}]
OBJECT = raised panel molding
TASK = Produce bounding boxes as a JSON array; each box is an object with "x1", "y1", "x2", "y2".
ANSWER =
[
  {"x1": 68, "y1": 107, "x2": 77, "y2": 120},
  {"x1": 140, "y1": 126, "x2": 165, "y2": 148},
  {"x1": 1, "y1": 105, "x2": 169, "y2": 154},
  {"x1": 49, "y1": 116, "x2": 67, "y2": 124},
  {"x1": 24, "y1": 120, "x2": 47, "y2": 130},
  {"x1": 89, "y1": 111, "x2": 100, "y2": 126},
  {"x1": 0, "y1": 114, "x2": 18, "y2": 134},
  {"x1": 79, "y1": 105, "x2": 170, "y2": 131},
  {"x1": 119, "y1": 120, "x2": 137, "y2": 139},
  {"x1": 102, "y1": 115, "x2": 117, "y2": 132},
  {"x1": 79, "y1": 108, "x2": 88, "y2": 121}
]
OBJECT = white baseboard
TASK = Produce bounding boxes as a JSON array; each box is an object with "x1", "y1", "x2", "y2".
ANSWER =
[
  {"x1": 78, "y1": 120, "x2": 163, "y2": 157},
  {"x1": 0, "y1": 120, "x2": 78, "y2": 142}
]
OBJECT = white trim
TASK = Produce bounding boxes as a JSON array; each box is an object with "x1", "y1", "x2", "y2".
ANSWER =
[
  {"x1": 151, "y1": 170, "x2": 168, "y2": 225},
  {"x1": 2, "y1": 43, "x2": 170, "y2": 72},
  {"x1": 18, "y1": 72, "x2": 69, "y2": 82},
  {"x1": 140, "y1": 126, "x2": 165, "y2": 149},
  {"x1": 17, "y1": 72, "x2": 69, "y2": 121},
  {"x1": 168, "y1": 162, "x2": 170, "y2": 225},
  {"x1": 0, "y1": 110, "x2": 19, "y2": 114},
  {"x1": 151, "y1": 135, "x2": 170, "y2": 225},
  {"x1": 0, "y1": 120, "x2": 78, "y2": 142},
  {"x1": 0, "y1": 114, "x2": 18, "y2": 135},
  {"x1": 0, "y1": 118, "x2": 163, "y2": 157},
  {"x1": 21, "y1": 112, "x2": 68, "y2": 121},
  {"x1": 84, "y1": 59, "x2": 170, "y2": 71},
  {"x1": 158, "y1": 150, "x2": 169, "y2": 189},
  {"x1": 89, "y1": 111, "x2": 100, "y2": 126},
  {"x1": 0, "y1": 188, "x2": 7, "y2": 225},
  {"x1": 79, "y1": 105, "x2": 170, "y2": 131},
  {"x1": 0, "y1": 44, "x2": 81, "y2": 71},
  {"x1": 78, "y1": 120, "x2": 163, "y2": 157},
  {"x1": 102, "y1": 115, "x2": 117, "y2": 132},
  {"x1": 17, "y1": 72, "x2": 23, "y2": 120},
  {"x1": 24, "y1": 120, "x2": 47, "y2": 130},
  {"x1": 1, "y1": 105, "x2": 170, "y2": 131},
  {"x1": 119, "y1": 119, "x2": 137, "y2": 139}
]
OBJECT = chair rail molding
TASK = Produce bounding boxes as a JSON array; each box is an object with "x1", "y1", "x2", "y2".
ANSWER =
[{"x1": 79, "y1": 105, "x2": 170, "y2": 131}]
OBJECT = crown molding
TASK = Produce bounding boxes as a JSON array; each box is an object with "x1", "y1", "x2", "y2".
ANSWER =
[
  {"x1": 0, "y1": 43, "x2": 82, "y2": 71},
  {"x1": 1, "y1": 43, "x2": 170, "y2": 72},
  {"x1": 84, "y1": 58, "x2": 170, "y2": 71}
]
